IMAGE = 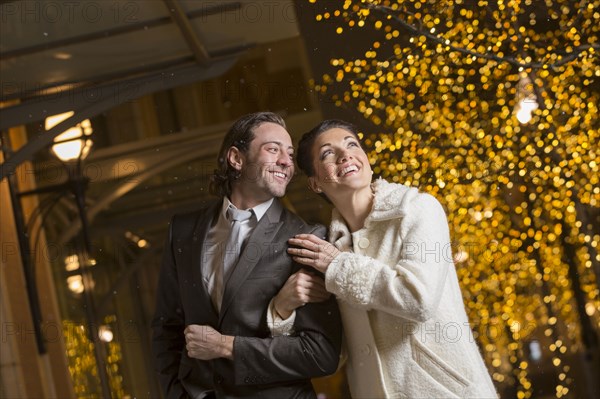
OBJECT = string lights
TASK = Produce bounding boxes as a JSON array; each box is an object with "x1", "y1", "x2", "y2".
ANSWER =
[
  {"x1": 309, "y1": 0, "x2": 599, "y2": 397},
  {"x1": 63, "y1": 316, "x2": 128, "y2": 398}
]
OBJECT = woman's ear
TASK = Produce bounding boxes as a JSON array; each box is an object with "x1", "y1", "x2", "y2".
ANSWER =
[
  {"x1": 227, "y1": 146, "x2": 243, "y2": 171},
  {"x1": 307, "y1": 176, "x2": 322, "y2": 193}
]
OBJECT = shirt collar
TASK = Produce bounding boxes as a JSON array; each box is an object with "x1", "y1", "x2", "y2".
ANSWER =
[{"x1": 222, "y1": 197, "x2": 274, "y2": 222}]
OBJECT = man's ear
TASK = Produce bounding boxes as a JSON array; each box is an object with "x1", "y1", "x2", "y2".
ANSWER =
[
  {"x1": 307, "y1": 176, "x2": 322, "y2": 193},
  {"x1": 227, "y1": 147, "x2": 243, "y2": 171}
]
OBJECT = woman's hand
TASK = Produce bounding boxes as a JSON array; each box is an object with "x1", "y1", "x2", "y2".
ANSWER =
[
  {"x1": 273, "y1": 270, "x2": 330, "y2": 319},
  {"x1": 288, "y1": 234, "x2": 341, "y2": 274}
]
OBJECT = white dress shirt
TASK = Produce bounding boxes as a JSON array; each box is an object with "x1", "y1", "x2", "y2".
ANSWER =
[
  {"x1": 202, "y1": 197, "x2": 295, "y2": 331},
  {"x1": 202, "y1": 197, "x2": 273, "y2": 304}
]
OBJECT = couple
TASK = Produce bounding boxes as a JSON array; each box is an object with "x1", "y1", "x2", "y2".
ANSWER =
[{"x1": 152, "y1": 112, "x2": 497, "y2": 398}]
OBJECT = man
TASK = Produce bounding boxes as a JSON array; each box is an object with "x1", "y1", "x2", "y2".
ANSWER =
[{"x1": 152, "y1": 112, "x2": 342, "y2": 398}]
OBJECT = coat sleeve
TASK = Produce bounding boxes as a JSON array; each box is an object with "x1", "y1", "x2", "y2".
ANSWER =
[
  {"x1": 232, "y1": 224, "x2": 343, "y2": 385},
  {"x1": 151, "y1": 218, "x2": 189, "y2": 399},
  {"x1": 325, "y1": 194, "x2": 452, "y2": 322}
]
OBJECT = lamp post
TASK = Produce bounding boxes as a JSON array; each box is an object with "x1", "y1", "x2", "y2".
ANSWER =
[
  {"x1": 15, "y1": 112, "x2": 112, "y2": 398},
  {"x1": 49, "y1": 113, "x2": 111, "y2": 399}
]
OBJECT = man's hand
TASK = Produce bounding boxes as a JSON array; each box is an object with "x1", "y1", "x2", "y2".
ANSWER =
[
  {"x1": 273, "y1": 269, "x2": 331, "y2": 319},
  {"x1": 184, "y1": 325, "x2": 234, "y2": 360}
]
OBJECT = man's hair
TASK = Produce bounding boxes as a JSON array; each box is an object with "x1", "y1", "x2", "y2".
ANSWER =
[
  {"x1": 297, "y1": 119, "x2": 362, "y2": 177},
  {"x1": 210, "y1": 112, "x2": 286, "y2": 197}
]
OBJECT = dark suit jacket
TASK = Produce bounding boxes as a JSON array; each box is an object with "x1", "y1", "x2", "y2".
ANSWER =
[{"x1": 152, "y1": 199, "x2": 342, "y2": 399}]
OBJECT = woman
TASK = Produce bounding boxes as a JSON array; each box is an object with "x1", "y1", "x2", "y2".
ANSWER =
[{"x1": 286, "y1": 120, "x2": 497, "y2": 398}]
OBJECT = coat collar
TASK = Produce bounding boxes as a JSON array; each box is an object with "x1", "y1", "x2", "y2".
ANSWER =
[{"x1": 329, "y1": 179, "x2": 417, "y2": 248}]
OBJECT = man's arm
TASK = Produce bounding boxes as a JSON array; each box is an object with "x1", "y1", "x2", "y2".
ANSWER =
[
  {"x1": 271, "y1": 269, "x2": 330, "y2": 319},
  {"x1": 231, "y1": 224, "x2": 341, "y2": 385},
  {"x1": 151, "y1": 219, "x2": 189, "y2": 398},
  {"x1": 232, "y1": 293, "x2": 341, "y2": 385},
  {"x1": 185, "y1": 225, "x2": 342, "y2": 385},
  {"x1": 185, "y1": 298, "x2": 342, "y2": 385}
]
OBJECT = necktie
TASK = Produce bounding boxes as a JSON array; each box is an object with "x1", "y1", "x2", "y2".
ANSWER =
[{"x1": 212, "y1": 206, "x2": 253, "y2": 311}]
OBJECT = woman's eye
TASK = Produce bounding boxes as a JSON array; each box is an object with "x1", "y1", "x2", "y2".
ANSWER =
[
  {"x1": 267, "y1": 147, "x2": 278, "y2": 153},
  {"x1": 349, "y1": 141, "x2": 359, "y2": 147},
  {"x1": 320, "y1": 150, "x2": 333, "y2": 159}
]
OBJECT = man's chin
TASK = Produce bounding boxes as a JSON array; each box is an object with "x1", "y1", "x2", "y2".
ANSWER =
[{"x1": 269, "y1": 186, "x2": 288, "y2": 198}]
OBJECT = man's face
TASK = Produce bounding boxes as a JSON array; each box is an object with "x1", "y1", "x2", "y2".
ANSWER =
[{"x1": 235, "y1": 122, "x2": 295, "y2": 202}]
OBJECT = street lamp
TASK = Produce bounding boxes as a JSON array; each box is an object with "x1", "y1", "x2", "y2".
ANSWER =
[
  {"x1": 14, "y1": 112, "x2": 112, "y2": 398},
  {"x1": 47, "y1": 112, "x2": 111, "y2": 399},
  {"x1": 45, "y1": 111, "x2": 94, "y2": 163}
]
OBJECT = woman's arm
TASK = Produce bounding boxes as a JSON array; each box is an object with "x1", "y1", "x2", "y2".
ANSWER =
[{"x1": 290, "y1": 194, "x2": 452, "y2": 322}]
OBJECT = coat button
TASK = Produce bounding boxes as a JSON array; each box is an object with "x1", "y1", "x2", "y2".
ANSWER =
[
  {"x1": 358, "y1": 238, "x2": 370, "y2": 249},
  {"x1": 359, "y1": 344, "x2": 371, "y2": 355}
]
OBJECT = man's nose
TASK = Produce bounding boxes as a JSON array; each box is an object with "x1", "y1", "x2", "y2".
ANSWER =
[{"x1": 277, "y1": 152, "x2": 293, "y2": 167}]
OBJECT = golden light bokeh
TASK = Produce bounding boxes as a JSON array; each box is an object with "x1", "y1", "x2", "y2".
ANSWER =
[
  {"x1": 311, "y1": 0, "x2": 599, "y2": 397},
  {"x1": 63, "y1": 317, "x2": 128, "y2": 398}
]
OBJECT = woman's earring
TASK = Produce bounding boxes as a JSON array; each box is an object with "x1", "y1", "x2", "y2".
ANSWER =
[{"x1": 315, "y1": 187, "x2": 322, "y2": 193}]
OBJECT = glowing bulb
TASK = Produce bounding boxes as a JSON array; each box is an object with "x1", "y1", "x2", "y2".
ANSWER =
[
  {"x1": 514, "y1": 74, "x2": 539, "y2": 124},
  {"x1": 454, "y1": 249, "x2": 470, "y2": 263},
  {"x1": 98, "y1": 325, "x2": 113, "y2": 342},
  {"x1": 67, "y1": 275, "x2": 84, "y2": 294},
  {"x1": 529, "y1": 340, "x2": 542, "y2": 361},
  {"x1": 516, "y1": 106, "x2": 534, "y2": 124},
  {"x1": 45, "y1": 111, "x2": 93, "y2": 162},
  {"x1": 64, "y1": 254, "x2": 80, "y2": 271}
]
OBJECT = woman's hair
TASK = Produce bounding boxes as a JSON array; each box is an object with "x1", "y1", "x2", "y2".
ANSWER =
[
  {"x1": 210, "y1": 112, "x2": 286, "y2": 197},
  {"x1": 297, "y1": 119, "x2": 363, "y2": 177}
]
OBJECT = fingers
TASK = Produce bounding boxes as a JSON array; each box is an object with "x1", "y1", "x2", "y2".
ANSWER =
[
  {"x1": 293, "y1": 270, "x2": 325, "y2": 287},
  {"x1": 288, "y1": 239, "x2": 338, "y2": 260},
  {"x1": 293, "y1": 233, "x2": 328, "y2": 245},
  {"x1": 287, "y1": 234, "x2": 340, "y2": 273},
  {"x1": 306, "y1": 283, "x2": 331, "y2": 300},
  {"x1": 184, "y1": 324, "x2": 199, "y2": 336},
  {"x1": 304, "y1": 274, "x2": 326, "y2": 289},
  {"x1": 298, "y1": 288, "x2": 330, "y2": 304},
  {"x1": 296, "y1": 278, "x2": 330, "y2": 303},
  {"x1": 290, "y1": 255, "x2": 317, "y2": 268},
  {"x1": 278, "y1": 269, "x2": 329, "y2": 310},
  {"x1": 288, "y1": 236, "x2": 322, "y2": 251}
]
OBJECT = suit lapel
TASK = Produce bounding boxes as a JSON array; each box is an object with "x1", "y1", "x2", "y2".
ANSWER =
[
  {"x1": 219, "y1": 199, "x2": 285, "y2": 323},
  {"x1": 190, "y1": 202, "x2": 221, "y2": 319}
]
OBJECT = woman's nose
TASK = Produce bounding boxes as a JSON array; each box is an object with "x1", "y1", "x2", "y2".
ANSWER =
[{"x1": 337, "y1": 150, "x2": 352, "y2": 163}]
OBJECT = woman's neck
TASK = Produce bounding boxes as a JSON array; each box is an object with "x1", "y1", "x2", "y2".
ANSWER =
[{"x1": 331, "y1": 185, "x2": 374, "y2": 233}]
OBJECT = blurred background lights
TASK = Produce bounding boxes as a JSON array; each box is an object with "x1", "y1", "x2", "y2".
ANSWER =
[
  {"x1": 98, "y1": 325, "x2": 114, "y2": 343},
  {"x1": 514, "y1": 75, "x2": 539, "y2": 124},
  {"x1": 310, "y1": 0, "x2": 600, "y2": 396},
  {"x1": 529, "y1": 340, "x2": 543, "y2": 362},
  {"x1": 67, "y1": 275, "x2": 84, "y2": 294},
  {"x1": 64, "y1": 254, "x2": 80, "y2": 272}
]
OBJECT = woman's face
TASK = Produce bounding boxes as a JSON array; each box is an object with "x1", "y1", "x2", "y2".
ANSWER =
[{"x1": 308, "y1": 127, "x2": 372, "y2": 197}]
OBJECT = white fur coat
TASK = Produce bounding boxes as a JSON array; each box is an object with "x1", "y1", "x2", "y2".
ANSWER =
[{"x1": 326, "y1": 179, "x2": 498, "y2": 399}]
